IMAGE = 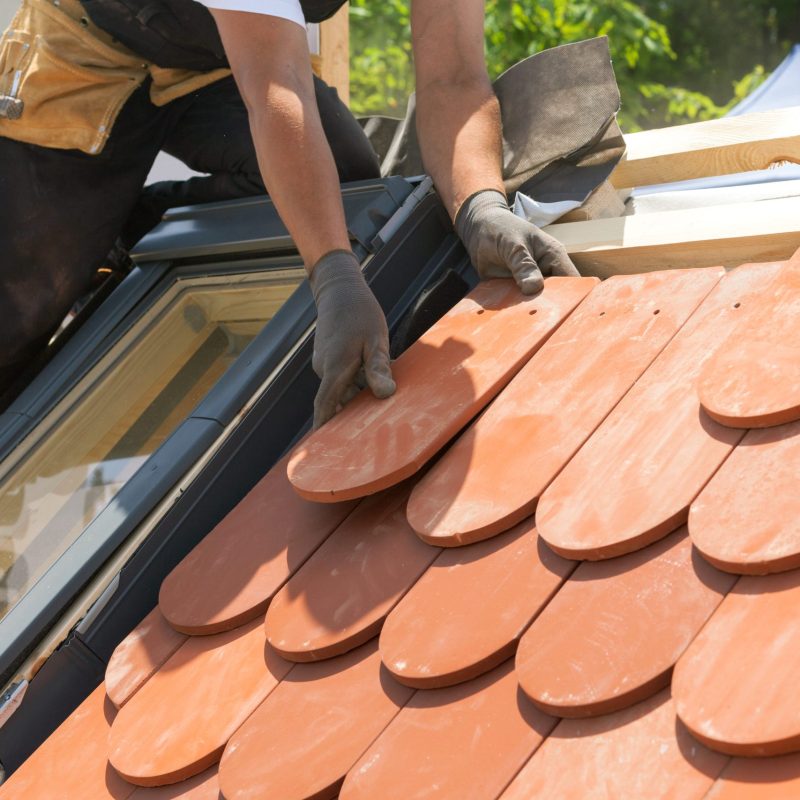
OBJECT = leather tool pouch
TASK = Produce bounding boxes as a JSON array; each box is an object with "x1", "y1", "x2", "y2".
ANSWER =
[{"x1": 0, "y1": 0, "x2": 148, "y2": 153}]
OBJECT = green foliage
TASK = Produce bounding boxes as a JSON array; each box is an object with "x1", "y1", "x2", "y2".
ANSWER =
[{"x1": 349, "y1": 0, "x2": 792, "y2": 131}]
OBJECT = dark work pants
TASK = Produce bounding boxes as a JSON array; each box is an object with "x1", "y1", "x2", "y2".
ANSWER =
[{"x1": 0, "y1": 74, "x2": 380, "y2": 388}]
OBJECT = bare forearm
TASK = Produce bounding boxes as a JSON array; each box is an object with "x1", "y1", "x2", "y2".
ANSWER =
[
  {"x1": 211, "y1": 11, "x2": 349, "y2": 271},
  {"x1": 245, "y1": 84, "x2": 350, "y2": 268},
  {"x1": 415, "y1": 77, "x2": 505, "y2": 219}
]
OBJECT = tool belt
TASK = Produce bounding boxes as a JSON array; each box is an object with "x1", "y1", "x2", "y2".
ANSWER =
[{"x1": 0, "y1": 0, "x2": 229, "y2": 154}]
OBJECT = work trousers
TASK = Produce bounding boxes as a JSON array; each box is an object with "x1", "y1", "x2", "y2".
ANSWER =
[{"x1": 0, "y1": 74, "x2": 380, "y2": 389}]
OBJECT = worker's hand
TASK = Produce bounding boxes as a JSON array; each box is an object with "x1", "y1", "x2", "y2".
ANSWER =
[
  {"x1": 455, "y1": 189, "x2": 579, "y2": 294},
  {"x1": 309, "y1": 250, "x2": 396, "y2": 428}
]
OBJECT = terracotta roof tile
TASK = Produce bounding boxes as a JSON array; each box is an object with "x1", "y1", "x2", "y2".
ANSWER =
[
  {"x1": 340, "y1": 659, "x2": 555, "y2": 800},
  {"x1": 287, "y1": 277, "x2": 596, "y2": 502},
  {"x1": 106, "y1": 608, "x2": 188, "y2": 709},
  {"x1": 406, "y1": 268, "x2": 722, "y2": 546},
  {"x1": 0, "y1": 685, "x2": 133, "y2": 800},
  {"x1": 108, "y1": 618, "x2": 290, "y2": 786},
  {"x1": 380, "y1": 517, "x2": 573, "y2": 688},
  {"x1": 9, "y1": 263, "x2": 800, "y2": 799},
  {"x1": 264, "y1": 484, "x2": 437, "y2": 662},
  {"x1": 536, "y1": 262, "x2": 782, "y2": 560},
  {"x1": 673, "y1": 570, "x2": 800, "y2": 757},
  {"x1": 706, "y1": 754, "x2": 800, "y2": 799},
  {"x1": 218, "y1": 641, "x2": 412, "y2": 800},
  {"x1": 499, "y1": 689, "x2": 727, "y2": 800},
  {"x1": 129, "y1": 768, "x2": 219, "y2": 799},
  {"x1": 689, "y1": 420, "x2": 800, "y2": 574},
  {"x1": 159, "y1": 449, "x2": 357, "y2": 635},
  {"x1": 699, "y1": 253, "x2": 800, "y2": 428},
  {"x1": 516, "y1": 528, "x2": 735, "y2": 718}
]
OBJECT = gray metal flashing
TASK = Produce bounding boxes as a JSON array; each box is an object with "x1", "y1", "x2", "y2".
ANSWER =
[{"x1": 132, "y1": 177, "x2": 414, "y2": 262}]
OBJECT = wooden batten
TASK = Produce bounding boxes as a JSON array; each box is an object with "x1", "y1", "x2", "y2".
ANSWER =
[
  {"x1": 612, "y1": 106, "x2": 800, "y2": 189},
  {"x1": 545, "y1": 196, "x2": 800, "y2": 278}
]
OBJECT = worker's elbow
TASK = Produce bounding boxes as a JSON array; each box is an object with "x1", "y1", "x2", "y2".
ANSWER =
[{"x1": 232, "y1": 61, "x2": 313, "y2": 123}]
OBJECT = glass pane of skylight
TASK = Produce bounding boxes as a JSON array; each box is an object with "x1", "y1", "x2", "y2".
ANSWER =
[{"x1": 0, "y1": 268, "x2": 303, "y2": 620}]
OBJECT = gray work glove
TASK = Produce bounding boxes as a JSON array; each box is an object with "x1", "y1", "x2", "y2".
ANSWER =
[
  {"x1": 455, "y1": 189, "x2": 579, "y2": 294},
  {"x1": 309, "y1": 249, "x2": 396, "y2": 428}
]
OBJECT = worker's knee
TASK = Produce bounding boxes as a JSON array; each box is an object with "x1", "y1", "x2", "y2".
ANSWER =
[{"x1": 0, "y1": 240, "x2": 96, "y2": 368}]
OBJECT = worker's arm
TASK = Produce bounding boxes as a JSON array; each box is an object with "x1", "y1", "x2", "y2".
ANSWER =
[
  {"x1": 209, "y1": 10, "x2": 394, "y2": 427},
  {"x1": 411, "y1": 0, "x2": 578, "y2": 293}
]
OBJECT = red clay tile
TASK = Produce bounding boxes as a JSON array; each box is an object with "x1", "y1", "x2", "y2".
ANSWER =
[
  {"x1": 674, "y1": 569, "x2": 800, "y2": 757},
  {"x1": 698, "y1": 252, "x2": 800, "y2": 429},
  {"x1": 106, "y1": 608, "x2": 188, "y2": 708},
  {"x1": 705, "y1": 754, "x2": 800, "y2": 799},
  {"x1": 380, "y1": 517, "x2": 573, "y2": 688},
  {"x1": 129, "y1": 767, "x2": 220, "y2": 799},
  {"x1": 0, "y1": 685, "x2": 134, "y2": 800},
  {"x1": 108, "y1": 618, "x2": 290, "y2": 786},
  {"x1": 516, "y1": 528, "x2": 735, "y2": 718},
  {"x1": 265, "y1": 484, "x2": 438, "y2": 662},
  {"x1": 500, "y1": 689, "x2": 726, "y2": 800},
  {"x1": 219, "y1": 641, "x2": 413, "y2": 800},
  {"x1": 287, "y1": 277, "x2": 597, "y2": 502},
  {"x1": 689, "y1": 421, "x2": 800, "y2": 574},
  {"x1": 159, "y1": 449, "x2": 356, "y2": 635},
  {"x1": 407, "y1": 268, "x2": 723, "y2": 546},
  {"x1": 340, "y1": 659, "x2": 555, "y2": 800},
  {"x1": 536, "y1": 262, "x2": 783, "y2": 560}
]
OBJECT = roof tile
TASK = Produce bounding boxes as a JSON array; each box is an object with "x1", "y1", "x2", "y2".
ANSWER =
[
  {"x1": 219, "y1": 640, "x2": 412, "y2": 800},
  {"x1": 689, "y1": 420, "x2": 800, "y2": 574},
  {"x1": 706, "y1": 753, "x2": 800, "y2": 799},
  {"x1": 265, "y1": 484, "x2": 438, "y2": 662},
  {"x1": 159, "y1": 449, "x2": 357, "y2": 635},
  {"x1": 380, "y1": 517, "x2": 573, "y2": 688},
  {"x1": 340, "y1": 659, "x2": 555, "y2": 800},
  {"x1": 699, "y1": 252, "x2": 800, "y2": 428},
  {"x1": 500, "y1": 689, "x2": 726, "y2": 800},
  {"x1": 106, "y1": 608, "x2": 188, "y2": 708},
  {"x1": 536, "y1": 262, "x2": 782, "y2": 560},
  {"x1": 287, "y1": 277, "x2": 596, "y2": 502},
  {"x1": 129, "y1": 768, "x2": 219, "y2": 799},
  {"x1": 516, "y1": 528, "x2": 735, "y2": 718},
  {"x1": 674, "y1": 569, "x2": 800, "y2": 756},
  {"x1": 108, "y1": 618, "x2": 290, "y2": 786},
  {"x1": 0, "y1": 685, "x2": 133, "y2": 800},
  {"x1": 407, "y1": 268, "x2": 722, "y2": 545}
]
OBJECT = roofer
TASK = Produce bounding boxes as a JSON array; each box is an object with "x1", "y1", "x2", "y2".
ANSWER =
[{"x1": 0, "y1": 0, "x2": 578, "y2": 424}]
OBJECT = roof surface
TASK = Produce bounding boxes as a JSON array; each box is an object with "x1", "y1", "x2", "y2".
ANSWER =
[{"x1": 3, "y1": 257, "x2": 800, "y2": 799}]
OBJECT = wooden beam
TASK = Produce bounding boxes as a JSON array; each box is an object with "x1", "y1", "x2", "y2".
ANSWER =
[
  {"x1": 544, "y1": 195, "x2": 800, "y2": 279},
  {"x1": 319, "y1": 3, "x2": 350, "y2": 106},
  {"x1": 611, "y1": 107, "x2": 800, "y2": 189}
]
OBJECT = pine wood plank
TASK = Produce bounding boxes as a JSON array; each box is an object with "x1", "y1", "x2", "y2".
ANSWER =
[
  {"x1": 612, "y1": 106, "x2": 800, "y2": 189},
  {"x1": 544, "y1": 196, "x2": 800, "y2": 278}
]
